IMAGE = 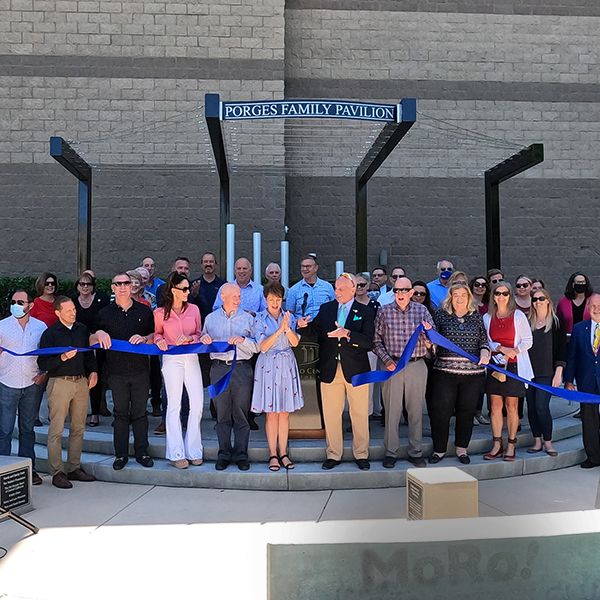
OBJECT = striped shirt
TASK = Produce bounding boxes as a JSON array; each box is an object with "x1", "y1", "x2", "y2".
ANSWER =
[{"x1": 373, "y1": 301, "x2": 434, "y2": 365}]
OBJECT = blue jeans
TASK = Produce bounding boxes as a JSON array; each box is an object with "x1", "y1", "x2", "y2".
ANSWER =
[{"x1": 0, "y1": 382, "x2": 40, "y2": 468}]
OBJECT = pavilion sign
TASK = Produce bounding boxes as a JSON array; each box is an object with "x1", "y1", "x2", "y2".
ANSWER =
[{"x1": 220, "y1": 100, "x2": 400, "y2": 123}]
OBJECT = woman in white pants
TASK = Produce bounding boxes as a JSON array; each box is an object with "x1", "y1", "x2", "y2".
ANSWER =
[{"x1": 154, "y1": 272, "x2": 203, "y2": 469}]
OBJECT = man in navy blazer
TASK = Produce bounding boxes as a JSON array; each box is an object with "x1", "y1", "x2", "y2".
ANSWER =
[
  {"x1": 565, "y1": 293, "x2": 600, "y2": 468},
  {"x1": 313, "y1": 273, "x2": 375, "y2": 471}
]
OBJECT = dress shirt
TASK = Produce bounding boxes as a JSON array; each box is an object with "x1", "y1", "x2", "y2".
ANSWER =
[
  {"x1": 30, "y1": 297, "x2": 58, "y2": 327},
  {"x1": 97, "y1": 300, "x2": 155, "y2": 376},
  {"x1": 427, "y1": 279, "x2": 450, "y2": 309},
  {"x1": 37, "y1": 321, "x2": 97, "y2": 377},
  {"x1": 202, "y1": 307, "x2": 258, "y2": 362},
  {"x1": 373, "y1": 301, "x2": 434, "y2": 365},
  {"x1": 212, "y1": 280, "x2": 266, "y2": 314},
  {"x1": 285, "y1": 277, "x2": 335, "y2": 319},
  {"x1": 378, "y1": 289, "x2": 395, "y2": 306},
  {"x1": 154, "y1": 303, "x2": 201, "y2": 346},
  {"x1": 591, "y1": 321, "x2": 600, "y2": 349},
  {"x1": 337, "y1": 299, "x2": 355, "y2": 326},
  {"x1": 0, "y1": 316, "x2": 47, "y2": 389}
]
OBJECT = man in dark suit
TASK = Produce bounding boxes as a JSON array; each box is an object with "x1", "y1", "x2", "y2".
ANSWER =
[
  {"x1": 565, "y1": 293, "x2": 600, "y2": 468},
  {"x1": 313, "y1": 273, "x2": 375, "y2": 471}
]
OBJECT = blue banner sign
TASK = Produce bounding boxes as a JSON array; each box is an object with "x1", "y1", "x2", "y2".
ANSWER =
[{"x1": 221, "y1": 100, "x2": 398, "y2": 123}]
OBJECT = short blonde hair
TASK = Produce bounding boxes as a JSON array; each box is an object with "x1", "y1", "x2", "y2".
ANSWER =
[
  {"x1": 126, "y1": 270, "x2": 143, "y2": 287},
  {"x1": 441, "y1": 283, "x2": 476, "y2": 315}
]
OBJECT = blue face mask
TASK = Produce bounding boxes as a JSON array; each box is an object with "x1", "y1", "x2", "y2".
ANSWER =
[
  {"x1": 440, "y1": 270, "x2": 453, "y2": 280},
  {"x1": 367, "y1": 291, "x2": 380, "y2": 301},
  {"x1": 10, "y1": 304, "x2": 27, "y2": 319}
]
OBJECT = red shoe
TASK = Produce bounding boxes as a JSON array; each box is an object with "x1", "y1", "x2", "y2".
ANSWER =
[{"x1": 484, "y1": 437, "x2": 503, "y2": 460}]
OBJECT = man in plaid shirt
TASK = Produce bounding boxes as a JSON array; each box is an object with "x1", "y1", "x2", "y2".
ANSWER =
[{"x1": 373, "y1": 276, "x2": 434, "y2": 468}]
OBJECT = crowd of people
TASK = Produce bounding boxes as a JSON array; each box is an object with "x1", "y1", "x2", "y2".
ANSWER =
[{"x1": 0, "y1": 253, "x2": 599, "y2": 490}]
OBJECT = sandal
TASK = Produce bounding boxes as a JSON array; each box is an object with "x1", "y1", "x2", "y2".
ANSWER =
[
  {"x1": 268, "y1": 456, "x2": 280, "y2": 472},
  {"x1": 88, "y1": 415, "x2": 99, "y2": 428},
  {"x1": 484, "y1": 436, "x2": 503, "y2": 460},
  {"x1": 279, "y1": 454, "x2": 295, "y2": 470},
  {"x1": 503, "y1": 437, "x2": 517, "y2": 462}
]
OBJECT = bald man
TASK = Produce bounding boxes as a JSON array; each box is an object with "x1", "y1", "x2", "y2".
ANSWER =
[{"x1": 213, "y1": 257, "x2": 266, "y2": 315}]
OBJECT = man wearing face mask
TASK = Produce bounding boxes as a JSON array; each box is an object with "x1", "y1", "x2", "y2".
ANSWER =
[
  {"x1": 0, "y1": 290, "x2": 48, "y2": 486},
  {"x1": 427, "y1": 259, "x2": 454, "y2": 309}
]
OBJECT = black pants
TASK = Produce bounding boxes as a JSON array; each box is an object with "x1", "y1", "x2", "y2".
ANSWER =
[
  {"x1": 429, "y1": 370, "x2": 484, "y2": 454},
  {"x1": 212, "y1": 361, "x2": 253, "y2": 461},
  {"x1": 90, "y1": 349, "x2": 107, "y2": 415},
  {"x1": 581, "y1": 397, "x2": 600, "y2": 465},
  {"x1": 149, "y1": 356, "x2": 162, "y2": 411},
  {"x1": 525, "y1": 376, "x2": 553, "y2": 440},
  {"x1": 109, "y1": 371, "x2": 150, "y2": 459}
]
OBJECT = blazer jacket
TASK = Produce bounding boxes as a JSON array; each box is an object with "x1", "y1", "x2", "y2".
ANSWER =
[
  {"x1": 313, "y1": 300, "x2": 374, "y2": 384},
  {"x1": 565, "y1": 320, "x2": 600, "y2": 393}
]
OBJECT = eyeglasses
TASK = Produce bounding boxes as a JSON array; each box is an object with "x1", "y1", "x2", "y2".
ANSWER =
[
  {"x1": 515, "y1": 283, "x2": 531, "y2": 289},
  {"x1": 175, "y1": 286, "x2": 190, "y2": 293},
  {"x1": 412, "y1": 291, "x2": 426, "y2": 297},
  {"x1": 531, "y1": 297, "x2": 548, "y2": 303},
  {"x1": 473, "y1": 282, "x2": 487, "y2": 288},
  {"x1": 356, "y1": 282, "x2": 368, "y2": 289},
  {"x1": 393, "y1": 288, "x2": 412, "y2": 294},
  {"x1": 494, "y1": 291, "x2": 510, "y2": 297},
  {"x1": 112, "y1": 281, "x2": 132, "y2": 287},
  {"x1": 10, "y1": 299, "x2": 27, "y2": 306},
  {"x1": 390, "y1": 274, "x2": 405, "y2": 280},
  {"x1": 45, "y1": 281, "x2": 56, "y2": 287},
  {"x1": 77, "y1": 281, "x2": 92, "y2": 287}
]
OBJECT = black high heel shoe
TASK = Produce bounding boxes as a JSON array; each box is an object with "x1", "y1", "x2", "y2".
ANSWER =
[{"x1": 279, "y1": 454, "x2": 295, "y2": 470}]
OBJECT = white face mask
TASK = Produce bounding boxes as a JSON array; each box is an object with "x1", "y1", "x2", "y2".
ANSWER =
[{"x1": 10, "y1": 304, "x2": 27, "y2": 319}]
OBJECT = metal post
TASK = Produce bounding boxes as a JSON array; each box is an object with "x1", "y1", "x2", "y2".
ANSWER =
[
  {"x1": 253, "y1": 231, "x2": 262, "y2": 285},
  {"x1": 281, "y1": 241, "x2": 289, "y2": 289},
  {"x1": 226, "y1": 223, "x2": 235, "y2": 282},
  {"x1": 335, "y1": 261, "x2": 345, "y2": 278}
]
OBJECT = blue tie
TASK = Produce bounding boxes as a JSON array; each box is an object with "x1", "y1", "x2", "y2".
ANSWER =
[{"x1": 337, "y1": 303, "x2": 347, "y2": 326}]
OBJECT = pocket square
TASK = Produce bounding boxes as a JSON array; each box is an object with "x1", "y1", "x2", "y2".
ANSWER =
[{"x1": 353, "y1": 314, "x2": 362, "y2": 321}]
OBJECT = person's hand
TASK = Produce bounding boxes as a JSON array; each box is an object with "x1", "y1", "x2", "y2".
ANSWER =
[
  {"x1": 33, "y1": 373, "x2": 48, "y2": 386},
  {"x1": 61, "y1": 349, "x2": 77, "y2": 361},
  {"x1": 200, "y1": 334, "x2": 213, "y2": 344},
  {"x1": 551, "y1": 372, "x2": 563, "y2": 388},
  {"x1": 422, "y1": 320, "x2": 432, "y2": 331},
  {"x1": 565, "y1": 382, "x2": 576, "y2": 391},
  {"x1": 500, "y1": 346, "x2": 518, "y2": 359},
  {"x1": 88, "y1": 372, "x2": 98, "y2": 389},
  {"x1": 156, "y1": 339, "x2": 168, "y2": 352},
  {"x1": 190, "y1": 280, "x2": 201, "y2": 298},
  {"x1": 281, "y1": 311, "x2": 291, "y2": 333},
  {"x1": 96, "y1": 330, "x2": 112, "y2": 349},
  {"x1": 478, "y1": 352, "x2": 490, "y2": 366},
  {"x1": 128, "y1": 334, "x2": 145, "y2": 345},
  {"x1": 229, "y1": 336, "x2": 245, "y2": 345},
  {"x1": 297, "y1": 315, "x2": 310, "y2": 329},
  {"x1": 386, "y1": 361, "x2": 397, "y2": 372},
  {"x1": 175, "y1": 335, "x2": 191, "y2": 345},
  {"x1": 327, "y1": 322, "x2": 350, "y2": 339}
]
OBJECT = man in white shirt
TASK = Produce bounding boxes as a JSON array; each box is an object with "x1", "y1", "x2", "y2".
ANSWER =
[{"x1": 0, "y1": 290, "x2": 47, "y2": 485}]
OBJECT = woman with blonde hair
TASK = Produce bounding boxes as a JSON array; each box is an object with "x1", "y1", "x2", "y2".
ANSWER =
[
  {"x1": 127, "y1": 270, "x2": 151, "y2": 307},
  {"x1": 514, "y1": 275, "x2": 533, "y2": 316},
  {"x1": 424, "y1": 283, "x2": 490, "y2": 464},
  {"x1": 526, "y1": 288, "x2": 566, "y2": 456},
  {"x1": 483, "y1": 282, "x2": 533, "y2": 461}
]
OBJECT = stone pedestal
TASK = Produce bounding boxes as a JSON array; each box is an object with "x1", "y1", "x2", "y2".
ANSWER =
[{"x1": 0, "y1": 456, "x2": 33, "y2": 515}]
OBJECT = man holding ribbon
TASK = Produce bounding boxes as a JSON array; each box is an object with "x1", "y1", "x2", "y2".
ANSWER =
[
  {"x1": 92, "y1": 272, "x2": 155, "y2": 471},
  {"x1": 565, "y1": 293, "x2": 600, "y2": 468},
  {"x1": 0, "y1": 290, "x2": 47, "y2": 486},
  {"x1": 373, "y1": 277, "x2": 434, "y2": 468},
  {"x1": 38, "y1": 296, "x2": 98, "y2": 489}
]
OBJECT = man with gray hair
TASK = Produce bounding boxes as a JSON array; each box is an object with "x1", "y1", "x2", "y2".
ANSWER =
[{"x1": 427, "y1": 259, "x2": 454, "y2": 308}]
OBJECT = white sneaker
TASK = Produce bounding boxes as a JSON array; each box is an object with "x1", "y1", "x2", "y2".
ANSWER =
[{"x1": 475, "y1": 414, "x2": 490, "y2": 425}]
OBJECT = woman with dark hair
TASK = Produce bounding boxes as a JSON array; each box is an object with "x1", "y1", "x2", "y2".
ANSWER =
[
  {"x1": 154, "y1": 272, "x2": 203, "y2": 469},
  {"x1": 251, "y1": 282, "x2": 304, "y2": 471},
  {"x1": 30, "y1": 272, "x2": 59, "y2": 327},
  {"x1": 73, "y1": 272, "x2": 109, "y2": 427},
  {"x1": 470, "y1": 276, "x2": 489, "y2": 316},
  {"x1": 557, "y1": 272, "x2": 593, "y2": 337},
  {"x1": 483, "y1": 282, "x2": 533, "y2": 461},
  {"x1": 425, "y1": 283, "x2": 490, "y2": 465},
  {"x1": 531, "y1": 279, "x2": 546, "y2": 294},
  {"x1": 411, "y1": 280, "x2": 434, "y2": 315}
]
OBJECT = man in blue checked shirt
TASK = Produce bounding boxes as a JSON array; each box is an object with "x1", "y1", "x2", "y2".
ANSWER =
[
  {"x1": 286, "y1": 255, "x2": 335, "y2": 320},
  {"x1": 213, "y1": 257, "x2": 266, "y2": 316}
]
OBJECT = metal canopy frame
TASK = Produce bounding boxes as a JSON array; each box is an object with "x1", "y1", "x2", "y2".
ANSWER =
[
  {"x1": 484, "y1": 143, "x2": 544, "y2": 270},
  {"x1": 49, "y1": 136, "x2": 92, "y2": 275},
  {"x1": 355, "y1": 98, "x2": 417, "y2": 273},
  {"x1": 205, "y1": 93, "x2": 417, "y2": 275}
]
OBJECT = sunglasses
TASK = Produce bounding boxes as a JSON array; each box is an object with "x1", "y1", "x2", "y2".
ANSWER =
[
  {"x1": 45, "y1": 281, "x2": 56, "y2": 287},
  {"x1": 175, "y1": 286, "x2": 190, "y2": 293},
  {"x1": 490, "y1": 278, "x2": 503, "y2": 284},
  {"x1": 77, "y1": 281, "x2": 92, "y2": 287},
  {"x1": 494, "y1": 291, "x2": 510, "y2": 297},
  {"x1": 393, "y1": 288, "x2": 412, "y2": 294},
  {"x1": 356, "y1": 282, "x2": 368, "y2": 289},
  {"x1": 10, "y1": 299, "x2": 27, "y2": 306},
  {"x1": 515, "y1": 283, "x2": 531, "y2": 289},
  {"x1": 112, "y1": 281, "x2": 132, "y2": 287},
  {"x1": 412, "y1": 291, "x2": 426, "y2": 297},
  {"x1": 390, "y1": 274, "x2": 405, "y2": 280},
  {"x1": 440, "y1": 267, "x2": 453, "y2": 272},
  {"x1": 531, "y1": 297, "x2": 548, "y2": 303},
  {"x1": 473, "y1": 282, "x2": 487, "y2": 288}
]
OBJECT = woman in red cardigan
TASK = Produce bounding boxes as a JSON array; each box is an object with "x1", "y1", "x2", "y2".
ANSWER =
[{"x1": 557, "y1": 272, "x2": 593, "y2": 337}]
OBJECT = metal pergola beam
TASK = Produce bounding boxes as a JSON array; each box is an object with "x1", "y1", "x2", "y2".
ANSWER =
[
  {"x1": 355, "y1": 98, "x2": 417, "y2": 273},
  {"x1": 49, "y1": 136, "x2": 92, "y2": 274},
  {"x1": 205, "y1": 93, "x2": 230, "y2": 277},
  {"x1": 485, "y1": 143, "x2": 544, "y2": 270}
]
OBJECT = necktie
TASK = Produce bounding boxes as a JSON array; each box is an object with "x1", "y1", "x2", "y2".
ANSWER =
[
  {"x1": 594, "y1": 324, "x2": 600, "y2": 355},
  {"x1": 337, "y1": 304, "x2": 347, "y2": 327}
]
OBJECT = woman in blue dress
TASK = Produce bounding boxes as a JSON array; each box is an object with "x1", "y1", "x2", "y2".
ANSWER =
[{"x1": 251, "y1": 282, "x2": 305, "y2": 471}]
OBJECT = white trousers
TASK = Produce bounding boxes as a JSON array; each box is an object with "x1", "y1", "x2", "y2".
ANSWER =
[{"x1": 162, "y1": 354, "x2": 204, "y2": 461}]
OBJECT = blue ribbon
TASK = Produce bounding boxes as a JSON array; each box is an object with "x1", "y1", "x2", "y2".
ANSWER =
[
  {"x1": 0, "y1": 340, "x2": 236, "y2": 398},
  {"x1": 352, "y1": 325, "x2": 600, "y2": 404}
]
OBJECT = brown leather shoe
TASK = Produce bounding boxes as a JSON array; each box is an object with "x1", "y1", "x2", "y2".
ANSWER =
[
  {"x1": 32, "y1": 471, "x2": 43, "y2": 486},
  {"x1": 67, "y1": 467, "x2": 96, "y2": 482},
  {"x1": 52, "y1": 471, "x2": 73, "y2": 489}
]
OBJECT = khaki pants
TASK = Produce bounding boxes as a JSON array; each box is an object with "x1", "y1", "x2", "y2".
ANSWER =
[
  {"x1": 47, "y1": 377, "x2": 89, "y2": 475},
  {"x1": 320, "y1": 364, "x2": 369, "y2": 460}
]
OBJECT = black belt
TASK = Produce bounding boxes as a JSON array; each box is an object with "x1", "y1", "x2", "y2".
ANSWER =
[
  {"x1": 391, "y1": 356, "x2": 424, "y2": 363},
  {"x1": 213, "y1": 359, "x2": 248, "y2": 366}
]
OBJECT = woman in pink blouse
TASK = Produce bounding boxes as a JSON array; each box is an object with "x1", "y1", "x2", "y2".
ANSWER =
[{"x1": 154, "y1": 272, "x2": 203, "y2": 469}]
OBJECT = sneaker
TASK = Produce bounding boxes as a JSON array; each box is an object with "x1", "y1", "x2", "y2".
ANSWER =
[
  {"x1": 154, "y1": 422, "x2": 166, "y2": 435},
  {"x1": 475, "y1": 414, "x2": 490, "y2": 425}
]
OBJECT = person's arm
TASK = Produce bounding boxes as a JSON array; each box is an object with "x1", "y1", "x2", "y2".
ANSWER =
[
  {"x1": 564, "y1": 325, "x2": 579, "y2": 385},
  {"x1": 235, "y1": 316, "x2": 259, "y2": 355},
  {"x1": 372, "y1": 310, "x2": 393, "y2": 367},
  {"x1": 285, "y1": 286, "x2": 297, "y2": 315},
  {"x1": 37, "y1": 328, "x2": 65, "y2": 373},
  {"x1": 514, "y1": 310, "x2": 533, "y2": 354},
  {"x1": 483, "y1": 314, "x2": 500, "y2": 353},
  {"x1": 81, "y1": 326, "x2": 97, "y2": 376}
]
